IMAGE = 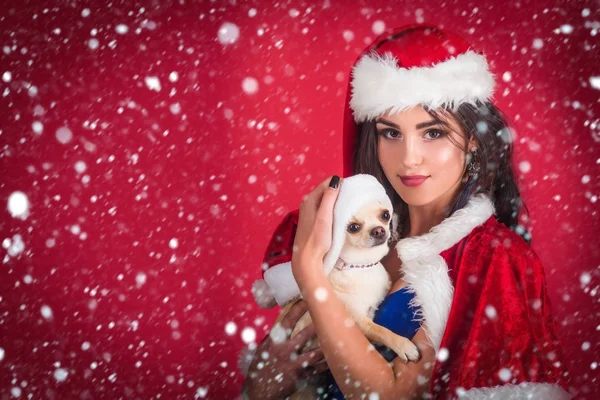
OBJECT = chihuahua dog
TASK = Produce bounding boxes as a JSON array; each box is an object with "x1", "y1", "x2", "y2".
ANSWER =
[{"x1": 276, "y1": 202, "x2": 420, "y2": 374}]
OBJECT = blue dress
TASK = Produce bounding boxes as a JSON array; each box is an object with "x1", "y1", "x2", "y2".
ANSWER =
[{"x1": 322, "y1": 287, "x2": 421, "y2": 399}]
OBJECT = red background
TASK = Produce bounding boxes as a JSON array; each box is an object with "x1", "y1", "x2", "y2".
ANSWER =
[{"x1": 1, "y1": 0, "x2": 598, "y2": 398}]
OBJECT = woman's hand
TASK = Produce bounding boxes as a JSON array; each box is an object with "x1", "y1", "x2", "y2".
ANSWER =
[
  {"x1": 291, "y1": 176, "x2": 341, "y2": 281},
  {"x1": 242, "y1": 301, "x2": 328, "y2": 400}
]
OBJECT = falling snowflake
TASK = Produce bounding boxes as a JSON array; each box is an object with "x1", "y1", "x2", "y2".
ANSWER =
[
  {"x1": 241, "y1": 327, "x2": 257, "y2": 344},
  {"x1": 136, "y1": 272, "x2": 147, "y2": 287},
  {"x1": 7, "y1": 191, "x2": 30, "y2": 219},
  {"x1": 559, "y1": 24, "x2": 574, "y2": 34},
  {"x1": 518, "y1": 161, "x2": 531, "y2": 173},
  {"x1": 115, "y1": 24, "x2": 129, "y2": 34},
  {"x1": 343, "y1": 30, "x2": 355, "y2": 42},
  {"x1": 225, "y1": 322, "x2": 237, "y2": 335},
  {"x1": 269, "y1": 323, "x2": 287, "y2": 344},
  {"x1": 582, "y1": 342, "x2": 591, "y2": 351},
  {"x1": 498, "y1": 368, "x2": 512, "y2": 382},
  {"x1": 242, "y1": 77, "x2": 259, "y2": 94},
  {"x1": 74, "y1": 161, "x2": 87, "y2": 174},
  {"x1": 41, "y1": 305, "x2": 53, "y2": 320},
  {"x1": 32, "y1": 121, "x2": 43, "y2": 134},
  {"x1": 195, "y1": 387, "x2": 208, "y2": 399},
  {"x1": 314, "y1": 287, "x2": 328, "y2": 302},
  {"x1": 372, "y1": 20, "x2": 385, "y2": 35},
  {"x1": 437, "y1": 348, "x2": 449, "y2": 362},
  {"x1": 54, "y1": 368, "x2": 69, "y2": 382},
  {"x1": 88, "y1": 38, "x2": 99, "y2": 50},
  {"x1": 145, "y1": 76, "x2": 162, "y2": 92},
  {"x1": 55, "y1": 127, "x2": 73, "y2": 144},
  {"x1": 485, "y1": 305, "x2": 498, "y2": 320},
  {"x1": 217, "y1": 22, "x2": 240, "y2": 45},
  {"x1": 169, "y1": 103, "x2": 182, "y2": 115}
]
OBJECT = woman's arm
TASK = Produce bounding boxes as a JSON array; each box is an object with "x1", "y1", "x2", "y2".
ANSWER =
[{"x1": 294, "y1": 261, "x2": 435, "y2": 399}]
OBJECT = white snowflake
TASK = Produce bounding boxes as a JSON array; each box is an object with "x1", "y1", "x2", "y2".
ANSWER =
[{"x1": 217, "y1": 22, "x2": 240, "y2": 45}]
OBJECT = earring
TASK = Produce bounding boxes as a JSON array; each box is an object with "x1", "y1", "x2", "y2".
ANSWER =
[{"x1": 467, "y1": 150, "x2": 481, "y2": 175}]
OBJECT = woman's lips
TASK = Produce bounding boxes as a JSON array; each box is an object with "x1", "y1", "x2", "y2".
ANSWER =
[{"x1": 399, "y1": 175, "x2": 429, "y2": 187}]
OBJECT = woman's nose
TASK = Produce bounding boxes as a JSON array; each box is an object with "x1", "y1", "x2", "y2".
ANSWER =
[{"x1": 400, "y1": 137, "x2": 423, "y2": 168}]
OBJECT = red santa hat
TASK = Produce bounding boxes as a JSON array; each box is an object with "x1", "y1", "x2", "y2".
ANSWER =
[
  {"x1": 343, "y1": 24, "x2": 496, "y2": 176},
  {"x1": 252, "y1": 174, "x2": 393, "y2": 308}
]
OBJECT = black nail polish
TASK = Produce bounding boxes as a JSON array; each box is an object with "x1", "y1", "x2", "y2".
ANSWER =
[{"x1": 329, "y1": 175, "x2": 340, "y2": 189}]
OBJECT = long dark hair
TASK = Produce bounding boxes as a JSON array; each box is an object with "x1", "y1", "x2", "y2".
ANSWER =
[{"x1": 353, "y1": 101, "x2": 529, "y2": 240}]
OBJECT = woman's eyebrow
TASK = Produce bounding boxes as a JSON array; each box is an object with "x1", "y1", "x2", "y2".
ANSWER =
[
  {"x1": 375, "y1": 118, "x2": 400, "y2": 129},
  {"x1": 415, "y1": 120, "x2": 449, "y2": 129},
  {"x1": 375, "y1": 118, "x2": 448, "y2": 130}
]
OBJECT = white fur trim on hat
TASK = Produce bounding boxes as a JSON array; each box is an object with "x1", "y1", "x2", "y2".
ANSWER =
[
  {"x1": 397, "y1": 195, "x2": 494, "y2": 350},
  {"x1": 350, "y1": 50, "x2": 495, "y2": 122},
  {"x1": 458, "y1": 382, "x2": 571, "y2": 399},
  {"x1": 252, "y1": 174, "x2": 393, "y2": 307}
]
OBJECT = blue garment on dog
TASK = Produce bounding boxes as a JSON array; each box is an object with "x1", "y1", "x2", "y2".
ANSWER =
[{"x1": 322, "y1": 287, "x2": 421, "y2": 399}]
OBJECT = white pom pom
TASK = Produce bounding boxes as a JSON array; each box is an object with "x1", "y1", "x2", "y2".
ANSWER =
[{"x1": 252, "y1": 279, "x2": 276, "y2": 309}]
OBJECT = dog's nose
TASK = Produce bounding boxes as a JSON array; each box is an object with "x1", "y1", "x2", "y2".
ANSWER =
[{"x1": 370, "y1": 226, "x2": 385, "y2": 239}]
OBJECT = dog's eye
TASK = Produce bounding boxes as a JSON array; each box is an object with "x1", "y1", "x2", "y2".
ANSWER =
[
  {"x1": 347, "y1": 223, "x2": 361, "y2": 233},
  {"x1": 381, "y1": 210, "x2": 390, "y2": 221}
]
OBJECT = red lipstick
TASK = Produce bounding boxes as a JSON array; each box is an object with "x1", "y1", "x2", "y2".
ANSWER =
[{"x1": 399, "y1": 175, "x2": 429, "y2": 187}]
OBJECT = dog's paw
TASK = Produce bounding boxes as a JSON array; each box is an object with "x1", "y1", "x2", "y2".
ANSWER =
[{"x1": 393, "y1": 339, "x2": 420, "y2": 364}]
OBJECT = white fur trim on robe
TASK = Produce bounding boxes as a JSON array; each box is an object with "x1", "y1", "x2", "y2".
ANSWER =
[
  {"x1": 458, "y1": 382, "x2": 571, "y2": 399},
  {"x1": 396, "y1": 195, "x2": 495, "y2": 350}
]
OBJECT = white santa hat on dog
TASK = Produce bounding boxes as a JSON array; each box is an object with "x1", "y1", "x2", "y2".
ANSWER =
[{"x1": 252, "y1": 174, "x2": 393, "y2": 308}]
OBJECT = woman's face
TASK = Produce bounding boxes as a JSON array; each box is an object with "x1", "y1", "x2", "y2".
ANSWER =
[{"x1": 376, "y1": 105, "x2": 470, "y2": 209}]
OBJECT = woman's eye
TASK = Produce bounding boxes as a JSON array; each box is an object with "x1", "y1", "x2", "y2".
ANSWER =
[
  {"x1": 424, "y1": 129, "x2": 446, "y2": 140},
  {"x1": 381, "y1": 210, "x2": 390, "y2": 221},
  {"x1": 379, "y1": 129, "x2": 401, "y2": 139},
  {"x1": 347, "y1": 223, "x2": 361, "y2": 233}
]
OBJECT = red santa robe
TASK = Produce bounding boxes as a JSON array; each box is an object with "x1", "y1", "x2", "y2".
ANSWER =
[{"x1": 258, "y1": 194, "x2": 571, "y2": 399}]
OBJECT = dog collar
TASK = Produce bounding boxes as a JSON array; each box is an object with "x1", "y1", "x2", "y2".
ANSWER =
[{"x1": 334, "y1": 258, "x2": 379, "y2": 270}]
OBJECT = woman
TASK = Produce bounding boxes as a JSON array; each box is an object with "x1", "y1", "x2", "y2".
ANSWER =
[{"x1": 242, "y1": 24, "x2": 571, "y2": 399}]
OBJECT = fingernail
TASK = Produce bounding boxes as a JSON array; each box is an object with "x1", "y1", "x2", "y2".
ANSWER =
[{"x1": 329, "y1": 175, "x2": 340, "y2": 189}]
